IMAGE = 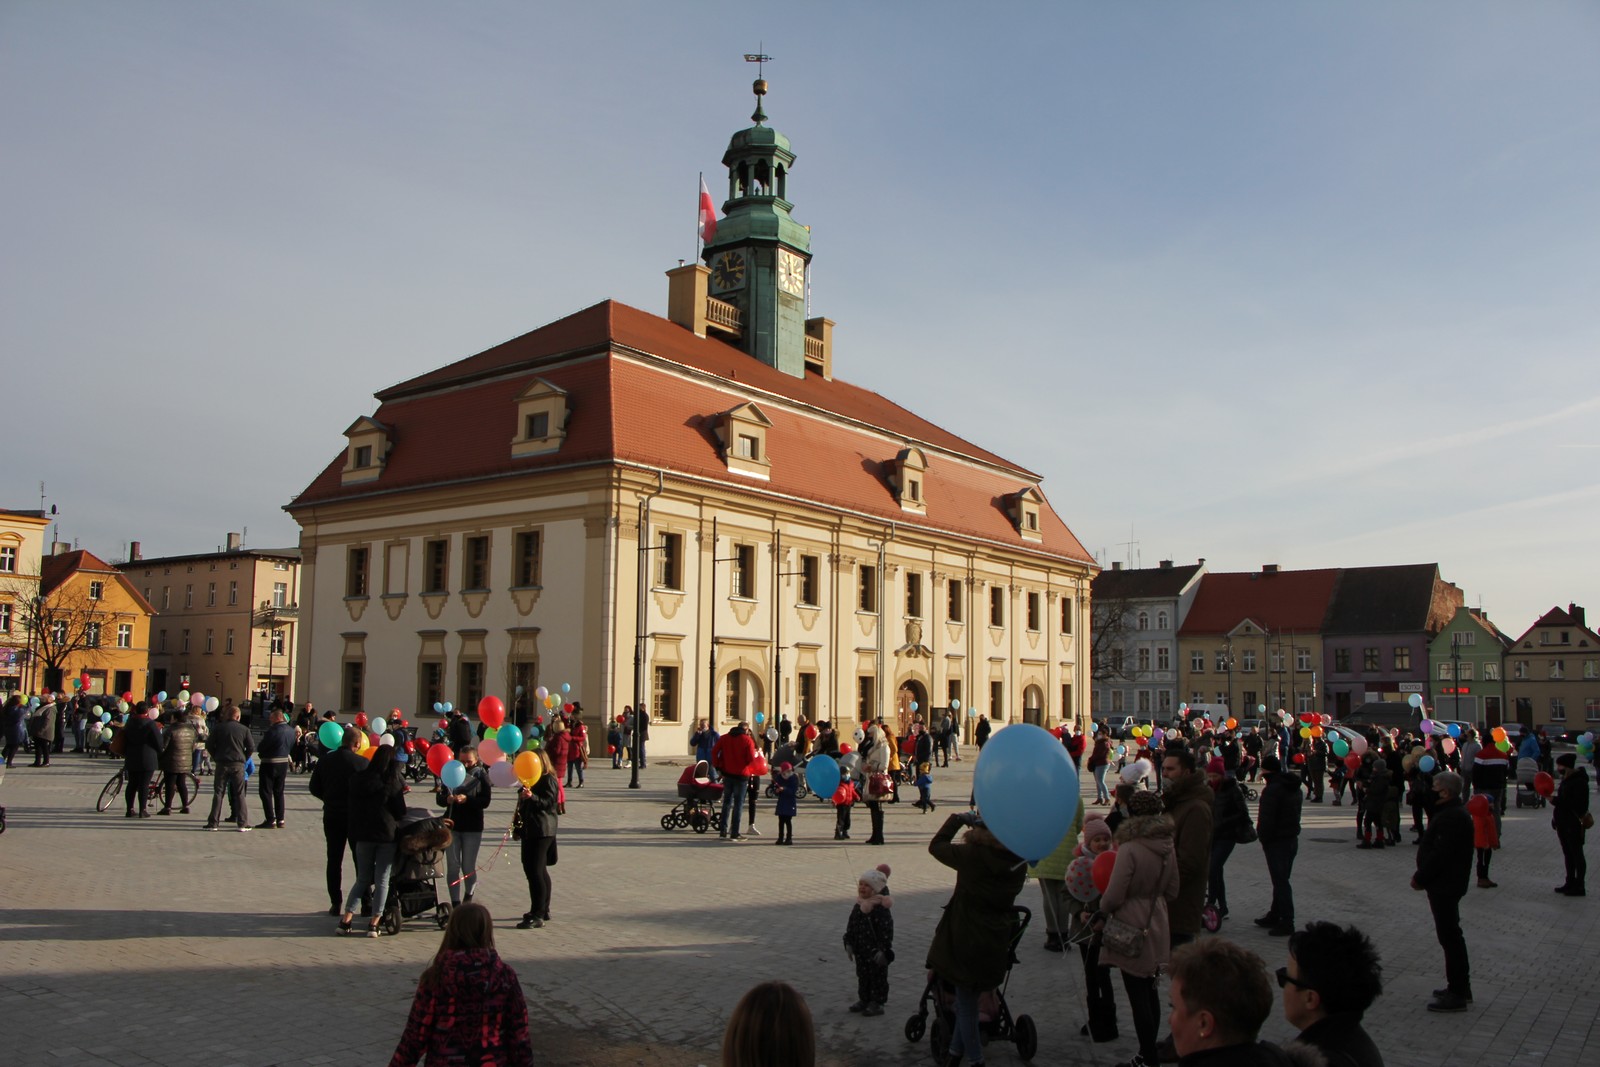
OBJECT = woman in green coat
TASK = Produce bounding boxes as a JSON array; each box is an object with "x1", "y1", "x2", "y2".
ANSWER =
[{"x1": 925, "y1": 812, "x2": 1027, "y2": 1066}]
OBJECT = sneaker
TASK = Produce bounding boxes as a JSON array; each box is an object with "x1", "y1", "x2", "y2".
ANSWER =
[
  {"x1": 276, "y1": 821, "x2": 285, "y2": 829},
  {"x1": 848, "y1": 1001, "x2": 866, "y2": 1013},
  {"x1": 366, "y1": 926, "x2": 382, "y2": 938},
  {"x1": 1431, "y1": 988, "x2": 1473, "y2": 1002},
  {"x1": 204, "y1": 824, "x2": 221, "y2": 831},
  {"x1": 256, "y1": 821, "x2": 275, "y2": 830},
  {"x1": 1253, "y1": 915, "x2": 1278, "y2": 928},
  {"x1": 157, "y1": 808, "x2": 172, "y2": 816},
  {"x1": 1426, "y1": 991, "x2": 1469, "y2": 1013},
  {"x1": 747, "y1": 825, "x2": 761, "y2": 836},
  {"x1": 1477, "y1": 877, "x2": 1497, "y2": 889},
  {"x1": 861, "y1": 1002, "x2": 884, "y2": 1017},
  {"x1": 238, "y1": 825, "x2": 253, "y2": 832},
  {"x1": 515, "y1": 917, "x2": 543, "y2": 929}
]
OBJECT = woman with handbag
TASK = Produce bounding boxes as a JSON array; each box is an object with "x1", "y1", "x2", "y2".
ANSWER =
[
  {"x1": 862, "y1": 722, "x2": 891, "y2": 845},
  {"x1": 1096, "y1": 790, "x2": 1178, "y2": 1067},
  {"x1": 515, "y1": 751, "x2": 559, "y2": 928},
  {"x1": 1205, "y1": 756, "x2": 1253, "y2": 920}
]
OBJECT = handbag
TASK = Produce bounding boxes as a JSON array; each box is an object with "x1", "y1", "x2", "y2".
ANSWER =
[
  {"x1": 1098, "y1": 850, "x2": 1170, "y2": 958},
  {"x1": 1581, "y1": 811, "x2": 1595, "y2": 831},
  {"x1": 867, "y1": 772, "x2": 893, "y2": 798},
  {"x1": 546, "y1": 839, "x2": 558, "y2": 866},
  {"x1": 1235, "y1": 819, "x2": 1258, "y2": 845}
]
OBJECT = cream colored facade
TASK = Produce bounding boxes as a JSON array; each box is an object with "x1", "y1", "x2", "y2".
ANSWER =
[
  {"x1": 120, "y1": 544, "x2": 302, "y2": 704},
  {"x1": 295, "y1": 455, "x2": 1092, "y2": 754},
  {"x1": 1178, "y1": 621, "x2": 1326, "y2": 718},
  {"x1": 0, "y1": 510, "x2": 50, "y2": 691}
]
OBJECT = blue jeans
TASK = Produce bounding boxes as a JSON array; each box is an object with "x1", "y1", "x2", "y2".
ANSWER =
[
  {"x1": 1261, "y1": 838, "x2": 1298, "y2": 924},
  {"x1": 1092, "y1": 764, "x2": 1109, "y2": 802},
  {"x1": 345, "y1": 841, "x2": 397, "y2": 918},
  {"x1": 722, "y1": 774, "x2": 749, "y2": 837},
  {"x1": 949, "y1": 983, "x2": 983, "y2": 1064}
]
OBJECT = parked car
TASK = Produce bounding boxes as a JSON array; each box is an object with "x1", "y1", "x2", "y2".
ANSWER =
[{"x1": 1337, "y1": 701, "x2": 1423, "y2": 735}]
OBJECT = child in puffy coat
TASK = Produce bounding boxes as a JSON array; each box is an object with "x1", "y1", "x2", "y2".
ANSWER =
[
  {"x1": 773, "y1": 762, "x2": 799, "y2": 845},
  {"x1": 843, "y1": 864, "x2": 894, "y2": 1017},
  {"x1": 1468, "y1": 792, "x2": 1499, "y2": 889},
  {"x1": 832, "y1": 771, "x2": 858, "y2": 840}
]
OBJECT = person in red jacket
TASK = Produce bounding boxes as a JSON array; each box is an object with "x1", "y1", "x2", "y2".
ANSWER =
[{"x1": 712, "y1": 722, "x2": 759, "y2": 840}]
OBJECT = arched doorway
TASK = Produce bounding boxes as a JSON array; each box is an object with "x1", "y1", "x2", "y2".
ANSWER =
[
  {"x1": 1022, "y1": 684, "x2": 1045, "y2": 726},
  {"x1": 896, "y1": 678, "x2": 929, "y2": 735},
  {"x1": 720, "y1": 668, "x2": 764, "y2": 728}
]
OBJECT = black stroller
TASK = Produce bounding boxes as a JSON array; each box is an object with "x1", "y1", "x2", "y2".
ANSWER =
[
  {"x1": 379, "y1": 808, "x2": 454, "y2": 934},
  {"x1": 905, "y1": 905, "x2": 1037, "y2": 1062}
]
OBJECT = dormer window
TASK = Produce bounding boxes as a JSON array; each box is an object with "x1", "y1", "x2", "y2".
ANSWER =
[
  {"x1": 340, "y1": 416, "x2": 390, "y2": 486},
  {"x1": 511, "y1": 377, "x2": 569, "y2": 458},
  {"x1": 892, "y1": 447, "x2": 928, "y2": 515},
  {"x1": 717, "y1": 402, "x2": 772, "y2": 479},
  {"x1": 1007, "y1": 486, "x2": 1045, "y2": 543}
]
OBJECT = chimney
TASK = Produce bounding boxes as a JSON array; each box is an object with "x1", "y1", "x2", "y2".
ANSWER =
[
  {"x1": 129, "y1": 541, "x2": 142, "y2": 562},
  {"x1": 227, "y1": 532, "x2": 242, "y2": 552},
  {"x1": 1159, "y1": 560, "x2": 1172, "y2": 570},
  {"x1": 1262, "y1": 564, "x2": 1280, "y2": 575},
  {"x1": 1571, "y1": 603, "x2": 1585, "y2": 627},
  {"x1": 1111, "y1": 561, "x2": 1123, "y2": 571},
  {"x1": 51, "y1": 541, "x2": 71, "y2": 556},
  {"x1": 665, "y1": 263, "x2": 711, "y2": 337}
]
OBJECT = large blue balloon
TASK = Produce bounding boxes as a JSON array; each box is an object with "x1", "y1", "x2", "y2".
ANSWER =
[
  {"x1": 973, "y1": 723, "x2": 1080, "y2": 863},
  {"x1": 441, "y1": 759, "x2": 466, "y2": 790},
  {"x1": 806, "y1": 754, "x2": 841, "y2": 798},
  {"x1": 496, "y1": 724, "x2": 524, "y2": 754}
]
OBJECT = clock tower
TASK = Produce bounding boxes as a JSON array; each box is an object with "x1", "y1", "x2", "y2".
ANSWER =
[{"x1": 701, "y1": 78, "x2": 812, "y2": 378}]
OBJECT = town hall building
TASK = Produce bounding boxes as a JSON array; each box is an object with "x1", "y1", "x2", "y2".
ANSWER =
[{"x1": 287, "y1": 82, "x2": 1097, "y2": 753}]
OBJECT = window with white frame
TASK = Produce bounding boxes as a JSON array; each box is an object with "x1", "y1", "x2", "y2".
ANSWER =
[
  {"x1": 1586, "y1": 659, "x2": 1599, "y2": 680},
  {"x1": 85, "y1": 621, "x2": 101, "y2": 647},
  {"x1": 117, "y1": 623, "x2": 132, "y2": 648},
  {"x1": 0, "y1": 546, "x2": 15, "y2": 572},
  {"x1": 204, "y1": 629, "x2": 214, "y2": 654},
  {"x1": 1157, "y1": 646, "x2": 1170, "y2": 671},
  {"x1": 1137, "y1": 690, "x2": 1151, "y2": 713},
  {"x1": 1551, "y1": 660, "x2": 1566, "y2": 680},
  {"x1": 1157, "y1": 690, "x2": 1172, "y2": 712},
  {"x1": 1297, "y1": 694, "x2": 1314, "y2": 713},
  {"x1": 1215, "y1": 651, "x2": 1229, "y2": 672},
  {"x1": 224, "y1": 629, "x2": 234, "y2": 654},
  {"x1": 273, "y1": 582, "x2": 288, "y2": 608},
  {"x1": 1157, "y1": 610, "x2": 1169, "y2": 630},
  {"x1": 1586, "y1": 698, "x2": 1600, "y2": 722},
  {"x1": 1136, "y1": 611, "x2": 1149, "y2": 631},
  {"x1": 1137, "y1": 647, "x2": 1151, "y2": 671},
  {"x1": 88, "y1": 581, "x2": 104, "y2": 600},
  {"x1": 1242, "y1": 649, "x2": 1257, "y2": 672},
  {"x1": 1297, "y1": 647, "x2": 1313, "y2": 670},
  {"x1": 1452, "y1": 631, "x2": 1476, "y2": 646},
  {"x1": 52, "y1": 620, "x2": 67, "y2": 644},
  {"x1": 1110, "y1": 690, "x2": 1124, "y2": 713},
  {"x1": 1483, "y1": 661, "x2": 1500, "y2": 681},
  {"x1": 1550, "y1": 697, "x2": 1566, "y2": 721},
  {"x1": 1513, "y1": 660, "x2": 1527, "y2": 679},
  {"x1": 271, "y1": 629, "x2": 285, "y2": 655},
  {"x1": 0, "y1": 602, "x2": 11, "y2": 633},
  {"x1": 229, "y1": 580, "x2": 238, "y2": 605},
  {"x1": 207, "y1": 582, "x2": 216, "y2": 606},
  {"x1": 1191, "y1": 651, "x2": 1204, "y2": 672},
  {"x1": 1439, "y1": 662, "x2": 1453, "y2": 680},
  {"x1": 1459, "y1": 661, "x2": 1474, "y2": 681}
]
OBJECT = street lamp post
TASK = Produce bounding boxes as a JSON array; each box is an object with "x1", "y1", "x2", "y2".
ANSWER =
[{"x1": 1451, "y1": 639, "x2": 1462, "y2": 723}]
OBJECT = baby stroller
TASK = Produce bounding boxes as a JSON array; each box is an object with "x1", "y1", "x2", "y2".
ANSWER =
[
  {"x1": 662, "y1": 761, "x2": 725, "y2": 833},
  {"x1": 379, "y1": 808, "x2": 453, "y2": 934},
  {"x1": 1514, "y1": 757, "x2": 1547, "y2": 808},
  {"x1": 904, "y1": 905, "x2": 1038, "y2": 1063}
]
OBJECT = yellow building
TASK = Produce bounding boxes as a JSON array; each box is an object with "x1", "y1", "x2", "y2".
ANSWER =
[
  {"x1": 0, "y1": 509, "x2": 51, "y2": 692},
  {"x1": 118, "y1": 535, "x2": 303, "y2": 705},
  {"x1": 36, "y1": 547, "x2": 155, "y2": 699}
]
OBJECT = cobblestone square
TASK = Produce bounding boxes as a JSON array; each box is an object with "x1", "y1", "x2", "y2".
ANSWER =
[{"x1": 0, "y1": 753, "x2": 1594, "y2": 1066}]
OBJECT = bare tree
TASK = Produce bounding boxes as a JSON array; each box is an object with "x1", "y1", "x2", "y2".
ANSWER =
[
  {"x1": 1, "y1": 572, "x2": 115, "y2": 690},
  {"x1": 1091, "y1": 594, "x2": 1147, "y2": 684}
]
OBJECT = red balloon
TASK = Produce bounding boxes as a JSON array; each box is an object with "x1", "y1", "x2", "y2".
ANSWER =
[
  {"x1": 426, "y1": 744, "x2": 453, "y2": 776},
  {"x1": 804, "y1": 724, "x2": 818, "y2": 740},
  {"x1": 1533, "y1": 772, "x2": 1555, "y2": 797},
  {"x1": 1344, "y1": 753, "x2": 1362, "y2": 773},
  {"x1": 840, "y1": 743, "x2": 853, "y2": 754},
  {"x1": 415, "y1": 738, "x2": 430, "y2": 752},
  {"x1": 1091, "y1": 850, "x2": 1118, "y2": 895},
  {"x1": 478, "y1": 695, "x2": 506, "y2": 730},
  {"x1": 617, "y1": 715, "x2": 626, "y2": 724},
  {"x1": 1051, "y1": 726, "x2": 1065, "y2": 738},
  {"x1": 1292, "y1": 752, "x2": 1306, "y2": 764},
  {"x1": 354, "y1": 712, "x2": 369, "y2": 728},
  {"x1": 563, "y1": 702, "x2": 574, "y2": 714},
  {"x1": 403, "y1": 741, "x2": 416, "y2": 753}
]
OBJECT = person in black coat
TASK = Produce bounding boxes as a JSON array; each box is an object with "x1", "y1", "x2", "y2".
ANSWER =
[
  {"x1": 1411, "y1": 770, "x2": 1474, "y2": 1011},
  {"x1": 1552, "y1": 752, "x2": 1590, "y2": 895},
  {"x1": 515, "y1": 752, "x2": 560, "y2": 929},
  {"x1": 157, "y1": 711, "x2": 197, "y2": 815},
  {"x1": 204, "y1": 706, "x2": 256, "y2": 830},
  {"x1": 1282, "y1": 921, "x2": 1386, "y2": 1067},
  {"x1": 121, "y1": 707, "x2": 164, "y2": 818},
  {"x1": 1254, "y1": 757, "x2": 1303, "y2": 937},
  {"x1": 310, "y1": 726, "x2": 368, "y2": 914},
  {"x1": 338, "y1": 744, "x2": 408, "y2": 937},
  {"x1": 256, "y1": 708, "x2": 296, "y2": 829}
]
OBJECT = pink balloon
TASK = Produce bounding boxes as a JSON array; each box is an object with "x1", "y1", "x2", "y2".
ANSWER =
[
  {"x1": 479, "y1": 738, "x2": 504, "y2": 764},
  {"x1": 1439, "y1": 737, "x2": 1456, "y2": 755},
  {"x1": 487, "y1": 761, "x2": 519, "y2": 789}
]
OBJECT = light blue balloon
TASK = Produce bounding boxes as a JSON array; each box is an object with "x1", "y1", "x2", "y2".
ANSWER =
[
  {"x1": 370, "y1": 716, "x2": 387, "y2": 736},
  {"x1": 910, "y1": 701, "x2": 919, "y2": 712},
  {"x1": 432, "y1": 702, "x2": 444, "y2": 714},
  {"x1": 1447, "y1": 723, "x2": 1462, "y2": 739},
  {"x1": 441, "y1": 760, "x2": 466, "y2": 790},
  {"x1": 560, "y1": 683, "x2": 571, "y2": 694},
  {"x1": 156, "y1": 692, "x2": 168, "y2": 703},
  {"x1": 496, "y1": 724, "x2": 524, "y2": 754},
  {"x1": 100, "y1": 712, "x2": 111, "y2": 724},
  {"x1": 528, "y1": 725, "x2": 541, "y2": 740},
  {"x1": 950, "y1": 699, "x2": 961, "y2": 711},
  {"x1": 442, "y1": 702, "x2": 453, "y2": 714},
  {"x1": 754, "y1": 711, "x2": 765, "y2": 724},
  {"x1": 1408, "y1": 693, "x2": 1424, "y2": 709},
  {"x1": 806, "y1": 753, "x2": 841, "y2": 798},
  {"x1": 1419, "y1": 755, "x2": 1436, "y2": 773},
  {"x1": 1090, "y1": 721, "x2": 1100, "y2": 733},
  {"x1": 973, "y1": 723, "x2": 1081, "y2": 863}
]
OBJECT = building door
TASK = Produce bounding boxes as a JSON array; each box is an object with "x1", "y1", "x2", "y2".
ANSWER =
[
  {"x1": 1484, "y1": 697, "x2": 1502, "y2": 729},
  {"x1": 1022, "y1": 684, "x2": 1045, "y2": 726},
  {"x1": 722, "y1": 669, "x2": 763, "y2": 727},
  {"x1": 151, "y1": 668, "x2": 168, "y2": 697},
  {"x1": 1335, "y1": 691, "x2": 1351, "y2": 719},
  {"x1": 896, "y1": 680, "x2": 928, "y2": 734}
]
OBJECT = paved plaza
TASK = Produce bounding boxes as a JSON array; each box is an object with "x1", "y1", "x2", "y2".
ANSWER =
[{"x1": 0, "y1": 749, "x2": 1596, "y2": 1066}]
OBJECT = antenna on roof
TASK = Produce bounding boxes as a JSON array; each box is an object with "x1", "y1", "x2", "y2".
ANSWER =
[{"x1": 1117, "y1": 524, "x2": 1141, "y2": 570}]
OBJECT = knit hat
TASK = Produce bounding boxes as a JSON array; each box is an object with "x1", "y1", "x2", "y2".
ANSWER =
[
  {"x1": 778, "y1": 761, "x2": 793, "y2": 772},
  {"x1": 1128, "y1": 790, "x2": 1163, "y2": 817},
  {"x1": 859, "y1": 863, "x2": 891, "y2": 893},
  {"x1": 1206, "y1": 756, "x2": 1226, "y2": 775},
  {"x1": 1261, "y1": 755, "x2": 1282, "y2": 774},
  {"x1": 1082, "y1": 815, "x2": 1111, "y2": 842}
]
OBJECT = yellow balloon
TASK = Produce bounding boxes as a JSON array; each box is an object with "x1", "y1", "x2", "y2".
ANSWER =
[{"x1": 514, "y1": 751, "x2": 542, "y2": 787}]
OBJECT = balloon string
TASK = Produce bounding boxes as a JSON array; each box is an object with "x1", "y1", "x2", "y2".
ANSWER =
[{"x1": 446, "y1": 822, "x2": 515, "y2": 889}]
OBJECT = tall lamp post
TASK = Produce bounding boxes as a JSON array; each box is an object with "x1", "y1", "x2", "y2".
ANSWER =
[{"x1": 1223, "y1": 639, "x2": 1237, "y2": 712}]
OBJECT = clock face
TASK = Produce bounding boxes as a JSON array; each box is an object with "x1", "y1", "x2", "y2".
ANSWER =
[
  {"x1": 710, "y1": 251, "x2": 746, "y2": 293},
  {"x1": 778, "y1": 249, "x2": 805, "y2": 297}
]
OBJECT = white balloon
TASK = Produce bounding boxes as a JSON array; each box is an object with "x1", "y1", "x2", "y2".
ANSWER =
[
  {"x1": 379, "y1": 734, "x2": 397, "y2": 747},
  {"x1": 853, "y1": 728, "x2": 866, "y2": 743}
]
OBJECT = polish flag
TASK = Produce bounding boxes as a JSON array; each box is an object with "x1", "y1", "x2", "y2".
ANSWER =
[{"x1": 698, "y1": 176, "x2": 718, "y2": 244}]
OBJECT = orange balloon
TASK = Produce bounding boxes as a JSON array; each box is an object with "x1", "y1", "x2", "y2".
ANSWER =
[
  {"x1": 514, "y1": 751, "x2": 542, "y2": 787},
  {"x1": 1225, "y1": 718, "x2": 1237, "y2": 730}
]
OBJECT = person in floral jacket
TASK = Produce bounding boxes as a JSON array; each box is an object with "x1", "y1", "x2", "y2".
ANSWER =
[{"x1": 389, "y1": 903, "x2": 532, "y2": 1067}]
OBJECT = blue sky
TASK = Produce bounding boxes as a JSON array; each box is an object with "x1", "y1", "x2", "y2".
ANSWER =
[{"x1": 3, "y1": 1, "x2": 1597, "y2": 635}]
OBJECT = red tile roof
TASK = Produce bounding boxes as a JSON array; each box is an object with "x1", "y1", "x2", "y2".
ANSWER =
[
  {"x1": 291, "y1": 302, "x2": 1093, "y2": 564},
  {"x1": 1178, "y1": 568, "x2": 1341, "y2": 636},
  {"x1": 40, "y1": 549, "x2": 159, "y2": 615}
]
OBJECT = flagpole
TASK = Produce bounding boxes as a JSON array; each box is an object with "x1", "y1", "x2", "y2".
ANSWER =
[{"x1": 696, "y1": 171, "x2": 704, "y2": 263}]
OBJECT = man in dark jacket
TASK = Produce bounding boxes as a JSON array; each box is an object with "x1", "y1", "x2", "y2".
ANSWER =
[
  {"x1": 1161, "y1": 747, "x2": 1215, "y2": 945},
  {"x1": 1282, "y1": 921, "x2": 1386, "y2": 1067},
  {"x1": 121, "y1": 707, "x2": 164, "y2": 818},
  {"x1": 1411, "y1": 770, "x2": 1474, "y2": 1011},
  {"x1": 1254, "y1": 756, "x2": 1303, "y2": 937},
  {"x1": 256, "y1": 708, "x2": 296, "y2": 829},
  {"x1": 446, "y1": 709, "x2": 474, "y2": 751},
  {"x1": 157, "y1": 711, "x2": 197, "y2": 814},
  {"x1": 1167, "y1": 938, "x2": 1306, "y2": 1066},
  {"x1": 309, "y1": 726, "x2": 367, "y2": 914},
  {"x1": 1552, "y1": 752, "x2": 1590, "y2": 896},
  {"x1": 203, "y1": 706, "x2": 256, "y2": 831}
]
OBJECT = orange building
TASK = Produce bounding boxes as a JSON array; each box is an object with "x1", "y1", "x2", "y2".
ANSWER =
[{"x1": 36, "y1": 548, "x2": 156, "y2": 699}]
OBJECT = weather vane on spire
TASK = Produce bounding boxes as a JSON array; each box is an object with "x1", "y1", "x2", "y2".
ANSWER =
[{"x1": 744, "y1": 48, "x2": 772, "y2": 124}]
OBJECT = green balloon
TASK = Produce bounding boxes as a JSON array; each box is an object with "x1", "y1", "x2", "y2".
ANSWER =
[{"x1": 318, "y1": 721, "x2": 345, "y2": 750}]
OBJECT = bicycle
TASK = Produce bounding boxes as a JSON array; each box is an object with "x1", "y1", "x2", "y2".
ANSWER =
[{"x1": 96, "y1": 768, "x2": 201, "y2": 813}]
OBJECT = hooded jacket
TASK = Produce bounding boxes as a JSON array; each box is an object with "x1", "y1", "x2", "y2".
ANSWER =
[
  {"x1": 1098, "y1": 812, "x2": 1180, "y2": 978},
  {"x1": 388, "y1": 948, "x2": 532, "y2": 1067},
  {"x1": 1257, "y1": 769, "x2": 1304, "y2": 844},
  {"x1": 711, "y1": 726, "x2": 759, "y2": 777},
  {"x1": 1162, "y1": 770, "x2": 1215, "y2": 936},
  {"x1": 347, "y1": 766, "x2": 407, "y2": 844},
  {"x1": 925, "y1": 814, "x2": 1028, "y2": 989},
  {"x1": 160, "y1": 718, "x2": 197, "y2": 775},
  {"x1": 1552, "y1": 766, "x2": 1591, "y2": 831},
  {"x1": 121, "y1": 714, "x2": 163, "y2": 775}
]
